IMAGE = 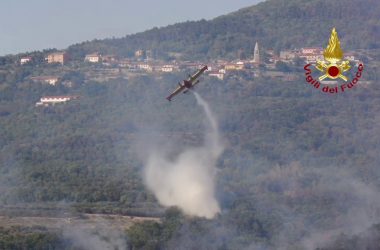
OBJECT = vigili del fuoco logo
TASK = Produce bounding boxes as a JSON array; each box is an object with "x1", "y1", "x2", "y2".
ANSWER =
[{"x1": 304, "y1": 28, "x2": 364, "y2": 94}]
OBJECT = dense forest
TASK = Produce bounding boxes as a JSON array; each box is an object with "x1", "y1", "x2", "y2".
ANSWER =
[
  {"x1": 66, "y1": 0, "x2": 380, "y2": 60},
  {"x1": 1, "y1": 63, "x2": 380, "y2": 248}
]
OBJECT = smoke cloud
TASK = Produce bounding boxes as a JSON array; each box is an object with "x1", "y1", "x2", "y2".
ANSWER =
[
  {"x1": 62, "y1": 222, "x2": 127, "y2": 250},
  {"x1": 143, "y1": 93, "x2": 223, "y2": 219}
]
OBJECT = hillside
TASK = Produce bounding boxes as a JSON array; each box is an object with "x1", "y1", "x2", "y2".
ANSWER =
[
  {"x1": 1, "y1": 71, "x2": 380, "y2": 248},
  {"x1": 67, "y1": 0, "x2": 380, "y2": 60},
  {"x1": 1, "y1": 0, "x2": 380, "y2": 249}
]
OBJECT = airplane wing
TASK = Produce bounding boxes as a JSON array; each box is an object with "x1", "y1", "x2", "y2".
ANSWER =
[
  {"x1": 191, "y1": 79, "x2": 200, "y2": 88},
  {"x1": 188, "y1": 65, "x2": 208, "y2": 83},
  {"x1": 166, "y1": 84, "x2": 185, "y2": 101}
]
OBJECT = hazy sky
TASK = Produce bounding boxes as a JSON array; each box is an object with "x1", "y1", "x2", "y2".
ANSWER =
[{"x1": 0, "y1": 0, "x2": 263, "y2": 56}]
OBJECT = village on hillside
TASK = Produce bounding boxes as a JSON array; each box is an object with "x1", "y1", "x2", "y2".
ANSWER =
[{"x1": 15, "y1": 42, "x2": 370, "y2": 107}]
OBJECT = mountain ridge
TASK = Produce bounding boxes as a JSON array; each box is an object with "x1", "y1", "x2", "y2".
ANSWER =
[{"x1": 67, "y1": 0, "x2": 380, "y2": 60}]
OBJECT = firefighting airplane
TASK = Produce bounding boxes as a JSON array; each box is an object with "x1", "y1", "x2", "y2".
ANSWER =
[{"x1": 166, "y1": 65, "x2": 208, "y2": 101}]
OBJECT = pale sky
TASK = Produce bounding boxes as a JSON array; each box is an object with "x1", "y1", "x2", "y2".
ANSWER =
[{"x1": 0, "y1": 0, "x2": 263, "y2": 56}]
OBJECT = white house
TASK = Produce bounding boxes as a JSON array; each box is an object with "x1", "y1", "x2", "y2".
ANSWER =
[
  {"x1": 299, "y1": 47, "x2": 323, "y2": 63},
  {"x1": 208, "y1": 70, "x2": 225, "y2": 80},
  {"x1": 36, "y1": 96, "x2": 79, "y2": 107},
  {"x1": 161, "y1": 65, "x2": 178, "y2": 73},
  {"x1": 138, "y1": 63, "x2": 153, "y2": 72},
  {"x1": 20, "y1": 57, "x2": 32, "y2": 65},
  {"x1": 85, "y1": 53, "x2": 101, "y2": 63},
  {"x1": 301, "y1": 47, "x2": 323, "y2": 54},
  {"x1": 280, "y1": 50, "x2": 298, "y2": 60}
]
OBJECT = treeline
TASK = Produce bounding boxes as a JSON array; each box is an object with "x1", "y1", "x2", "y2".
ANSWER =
[
  {"x1": 0, "y1": 227, "x2": 66, "y2": 250},
  {"x1": 66, "y1": 0, "x2": 380, "y2": 60}
]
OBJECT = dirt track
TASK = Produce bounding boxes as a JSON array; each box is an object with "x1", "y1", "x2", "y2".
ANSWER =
[{"x1": 0, "y1": 213, "x2": 160, "y2": 230}]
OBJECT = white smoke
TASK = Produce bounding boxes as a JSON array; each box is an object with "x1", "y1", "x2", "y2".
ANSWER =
[
  {"x1": 143, "y1": 92, "x2": 223, "y2": 219},
  {"x1": 63, "y1": 224, "x2": 127, "y2": 250}
]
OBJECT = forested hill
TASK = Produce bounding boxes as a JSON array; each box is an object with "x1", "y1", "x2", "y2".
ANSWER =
[{"x1": 67, "y1": 0, "x2": 380, "y2": 60}]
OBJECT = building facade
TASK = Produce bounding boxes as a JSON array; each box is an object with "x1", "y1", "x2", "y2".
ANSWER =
[
  {"x1": 36, "y1": 96, "x2": 78, "y2": 107},
  {"x1": 47, "y1": 52, "x2": 68, "y2": 64},
  {"x1": 85, "y1": 53, "x2": 101, "y2": 63}
]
